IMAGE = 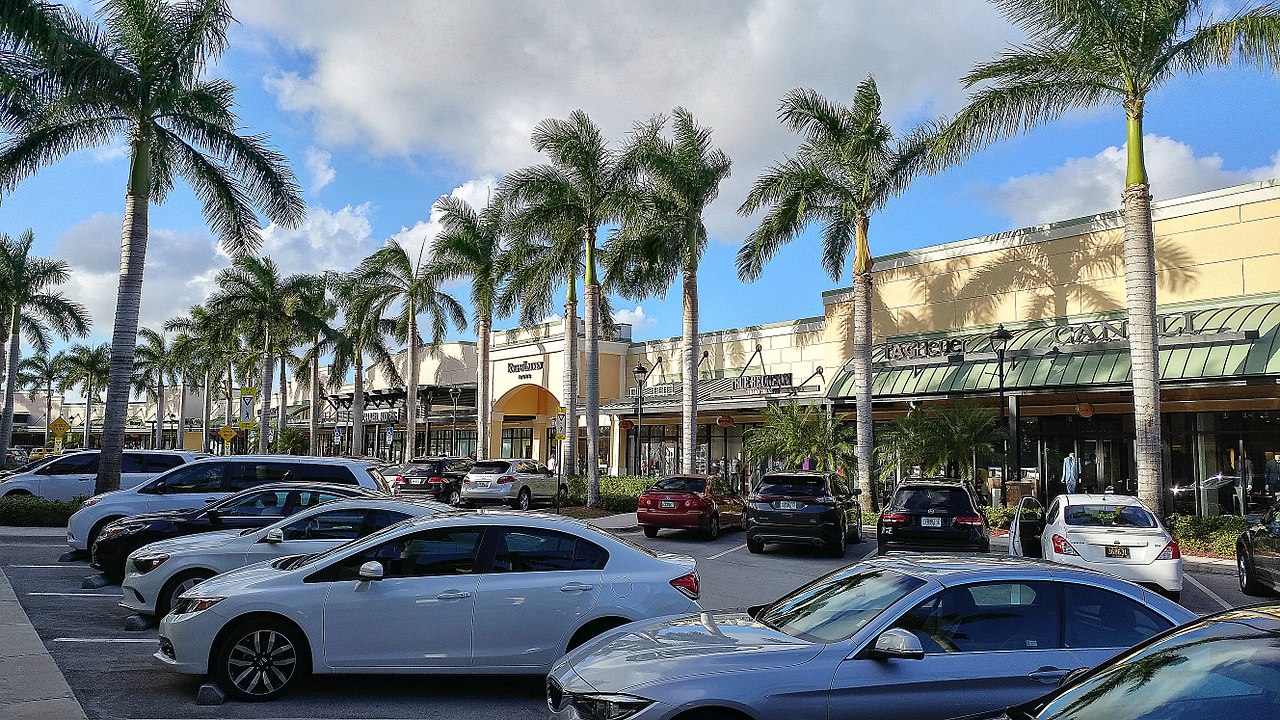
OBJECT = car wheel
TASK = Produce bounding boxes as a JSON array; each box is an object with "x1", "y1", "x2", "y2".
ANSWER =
[
  {"x1": 849, "y1": 519, "x2": 863, "y2": 543},
  {"x1": 565, "y1": 617, "x2": 632, "y2": 653},
  {"x1": 828, "y1": 524, "x2": 847, "y2": 558},
  {"x1": 88, "y1": 516, "x2": 123, "y2": 550},
  {"x1": 642, "y1": 526, "x2": 659, "y2": 538},
  {"x1": 1163, "y1": 590, "x2": 1181, "y2": 604},
  {"x1": 215, "y1": 618, "x2": 307, "y2": 701},
  {"x1": 747, "y1": 536, "x2": 765, "y2": 554},
  {"x1": 2, "y1": 489, "x2": 32, "y2": 496},
  {"x1": 706, "y1": 514, "x2": 721, "y2": 540},
  {"x1": 447, "y1": 488, "x2": 461, "y2": 506},
  {"x1": 1238, "y1": 548, "x2": 1267, "y2": 596},
  {"x1": 516, "y1": 488, "x2": 531, "y2": 511},
  {"x1": 158, "y1": 570, "x2": 215, "y2": 617},
  {"x1": 876, "y1": 541, "x2": 888, "y2": 556}
]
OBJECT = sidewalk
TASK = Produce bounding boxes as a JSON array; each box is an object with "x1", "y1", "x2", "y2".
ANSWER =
[
  {"x1": 583, "y1": 512, "x2": 639, "y2": 533},
  {"x1": 988, "y1": 533, "x2": 1235, "y2": 576},
  {"x1": 0, "y1": 568, "x2": 89, "y2": 719}
]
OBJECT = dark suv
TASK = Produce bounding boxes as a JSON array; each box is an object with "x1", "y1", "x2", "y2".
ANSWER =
[
  {"x1": 744, "y1": 471, "x2": 863, "y2": 557},
  {"x1": 388, "y1": 457, "x2": 474, "y2": 504},
  {"x1": 877, "y1": 478, "x2": 989, "y2": 554}
]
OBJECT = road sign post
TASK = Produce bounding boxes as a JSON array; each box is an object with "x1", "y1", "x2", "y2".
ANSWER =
[
  {"x1": 50, "y1": 417, "x2": 69, "y2": 437},
  {"x1": 239, "y1": 389, "x2": 256, "y2": 429}
]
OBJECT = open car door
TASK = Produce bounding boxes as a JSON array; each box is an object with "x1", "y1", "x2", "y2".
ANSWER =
[{"x1": 1009, "y1": 496, "x2": 1045, "y2": 558}]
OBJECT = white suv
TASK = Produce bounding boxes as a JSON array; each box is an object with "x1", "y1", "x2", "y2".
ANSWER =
[
  {"x1": 459, "y1": 458, "x2": 562, "y2": 510},
  {"x1": 67, "y1": 455, "x2": 391, "y2": 554},
  {"x1": 0, "y1": 450, "x2": 200, "y2": 501}
]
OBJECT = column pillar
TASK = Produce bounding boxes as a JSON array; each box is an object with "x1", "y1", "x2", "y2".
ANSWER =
[
  {"x1": 488, "y1": 411, "x2": 504, "y2": 459},
  {"x1": 608, "y1": 415, "x2": 624, "y2": 477}
]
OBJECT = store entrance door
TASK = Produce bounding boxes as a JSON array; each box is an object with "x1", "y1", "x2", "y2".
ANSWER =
[{"x1": 1078, "y1": 439, "x2": 1132, "y2": 495}]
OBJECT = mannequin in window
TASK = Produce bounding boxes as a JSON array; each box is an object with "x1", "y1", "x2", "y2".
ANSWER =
[{"x1": 1063, "y1": 452, "x2": 1081, "y2": 494}]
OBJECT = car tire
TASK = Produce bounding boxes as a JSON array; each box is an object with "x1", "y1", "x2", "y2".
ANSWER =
[
  {"x1": 1238, "y1": 548, "x2": 1267, "y2": 596},
  {"x1": 849, "y1": 520, "x2": 863, "y2": 543},
  {"x1": 747, "y1": 536, "x2": 765, "y2": 554},
  {"x1": 447, "y1": 488, "x2": 461, "y2": 506},
  {"x1": 828, "y1": 524, "x2": 847, "y2": 558},
  {"x1": 215, "y1": 618, "x2": 308, "y2": 701},
  {"x1": 158, "y1": 569, "x2": 215, "y2": 617},
  {"x1": 706, "y1": 514, "x2": 721, "y2": 541},
  {"x1": 88, "y1": 516, "x2": 123, "y2": 551},
  {"x1": 876, "y1": 541, "x2": 888, "y2": 556},
  {"x1": 642, "y1": 526, "x2": 659, "y2": 538},
  {"x1": 2, "y1": 489, "x2": 32, "y2": 497},
  {"x1": 565, "y1": 617, "x2": 632, "y2": 653},
  {"x1": 1163, "y1": 590, "x2": 1182, "y2": 604},
  {"x1": 516, "y1": 488, "x2": 532, "y2": 511}
]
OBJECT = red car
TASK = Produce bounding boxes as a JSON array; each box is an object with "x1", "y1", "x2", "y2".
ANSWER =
[{"x1": 637, "y1": 474, "x2": 745, "y2": 540}]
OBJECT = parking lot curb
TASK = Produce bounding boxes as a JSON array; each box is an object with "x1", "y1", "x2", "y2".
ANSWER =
[
  {"x1": 0, "y1": 568, "x2": 90, "y2": 720},
  {"x1": 0, "y1": 525, "x2": 66, "y2": 537}
]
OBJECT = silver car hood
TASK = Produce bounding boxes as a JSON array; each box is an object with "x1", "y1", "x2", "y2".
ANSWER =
[
  {"x1": 137, "y1": 529, "x2": 241, "y2": 556},
  {"x1": 180, "y1": 558, "x2": 286, "y2": 597},
  {"x1": 568, "y1": 611, "x2": 823, "y2": 692}
]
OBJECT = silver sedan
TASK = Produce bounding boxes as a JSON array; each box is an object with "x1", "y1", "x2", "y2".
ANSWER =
[{"x1": 547, "y1": 555, "x2": 1196, "y2": 720}]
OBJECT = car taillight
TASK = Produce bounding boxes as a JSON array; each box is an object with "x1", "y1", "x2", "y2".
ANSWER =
[
  {"x1": 669, "y1": 571, "x2": 699, "y2": 600},
  {"x1": 497, "y1": 475, "x2": 516, "y2": 484},
  {"x1": 747, "y1": 493, "x2": 763, "y2": 502},
  {"x1": 463, "y1": 477, "x2": 472, "y2": 485},
  {"x1": 954, "y1": 515, "x2": 984, "y2": 527},
  {"x1": 1052, "y1": 534, "x2": 1079, "y2": 556},
  {"x1": 813, "y1": 496, "x2": 837, "y2": 505},
  {"x1": 392, "y1": 475, "x2": 404, "y2": 485},
  {"x1": 639, "y1": 495, "x2": 652, "y2": 507},
  {"x1": 881, "y1": 512, "x2": 908, "y2": 526},
  {"x1": 1157, "y1": 540, "x2": 1181, "y2": 560},
  {"x1": 427, "y1": 476, "x2": 446, "y2": 484},
  {"x1": 684, "y1": 498, "x2": 699, "y2": 508}
]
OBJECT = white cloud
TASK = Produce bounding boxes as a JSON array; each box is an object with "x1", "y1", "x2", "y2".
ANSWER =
[
  {"x1": 389, "y1": 176, "x2": 498, "y2": 263},
  {"x1": 238, "y1": 0, "x2": 1015, "y2": 241},
  {"x1": 612, "y1": 305, "x2": 657, "y2": 330},
  {"x1": 254, "y1": 203, "x2": 379, "y2": 276},
  {"x1": 304, "y1": 147, "x2": 336, "y2": 193},
  {"x1": 990, "y1": 135, "x2": 1280, "y2": 227}
]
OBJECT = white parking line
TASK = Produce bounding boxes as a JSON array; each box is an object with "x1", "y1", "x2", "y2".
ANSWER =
[
  {"x1": 1185, "y1": 574, "x2": 1233, "y2": 611},
  {"x1": 28, "y1": 591, "x2": 115, "y2": 597},
  {"x1": 706, "y1": 543, "x2": 746, "y2": 560},
  {"x1": 9, "y1": 564, "x2": 75, "y2": 568},
  {"x1": 53, "y1": 638, "x2": 154, "y2": 644}
]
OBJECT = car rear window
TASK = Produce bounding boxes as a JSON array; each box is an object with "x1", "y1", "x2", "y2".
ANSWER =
[
  {"x1": 1065, "y1": 504, "x2": 1157, "y2": 528},
  {"x1": 651, "y1": 477, "x2": 707, "y2": 493},
  {"x1": 471, "y1": 461, "x2": 510, "y2": 474},
  {"x1": 758, "y1": 476, "x2": 826, "y2": 497},
  {"x1": 892, "y1": 487, "x2": 974, "y2": 513},
  {"x1": 403, "y1": 463, "x2": 441, "y2": 477}
]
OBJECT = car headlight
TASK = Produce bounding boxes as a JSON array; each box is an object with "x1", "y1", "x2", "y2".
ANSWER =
[
  {"x1": 171, "y1": 596, "x2": 224, "y2": 615},
  {"x1": 99, "y1": 523, "x2": 145, "y2": 541},
  {"x1": 80, "y1": 494, "x2": 105, "y2": 507},
  {"x1": 569, "y1": 693, "x2": 652, "y2": 720},
  {"x1": 130, "y1": 552, "x2": 170, "y2": 574}
]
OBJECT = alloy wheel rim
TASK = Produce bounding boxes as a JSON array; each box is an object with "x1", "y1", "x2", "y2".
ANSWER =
[
  {"x1": 449, "y1": 490, "x2": 460, "y2": 505},
  {"x1": 1239, "y1": 555, "x2": 1248, "y2": 588},
  {"x1": 227, "y1": 629, "x2": 297, "y2": 696},
  {"x1": 519, "y1": 492, "x2": 529, "y2": 510},
  {"x1": 710, "y1": 517, "x2": 719, "y2": 537}
]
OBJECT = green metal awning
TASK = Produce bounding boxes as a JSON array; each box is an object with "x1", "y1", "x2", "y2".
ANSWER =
[{"x1": 827, "y1": 302, "x2": 1280, "y2": 400}]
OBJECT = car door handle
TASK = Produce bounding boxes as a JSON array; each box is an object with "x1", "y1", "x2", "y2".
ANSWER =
[
  {"x1": 1028, "y1": 667, "x2": 1072, "y2": 683},
  {"x1": 560, "y1": 583, "x2": 594, "y2": 592},
  {"x1": 436, "y1": 591, "x2": 472, "y2": 600}
]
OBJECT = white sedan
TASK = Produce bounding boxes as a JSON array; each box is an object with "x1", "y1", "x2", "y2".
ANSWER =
[
  {"x1": 156, "y1": 511, "x2": 701, "y2": 700},
  {"x1": 123, "y1": 497, "x2": 450, "y2": 617},
  {"x1": 1009, "y1": 493, "x2": 1183, "y2": 599}
]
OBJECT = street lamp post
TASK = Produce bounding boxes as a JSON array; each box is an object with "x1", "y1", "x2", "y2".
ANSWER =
[
  {"x1": 989, "y1": 324, "x2": 1013, "y2": 506},
  {"x1": 633, "y1": 363, "x2": 649, "y2": 475},
  {"x1": 449, "y1": 386, "x2": 461, "y2": 457},
  {"x1": 166, "y1": 413, "x2": 176, "y2": 449}
]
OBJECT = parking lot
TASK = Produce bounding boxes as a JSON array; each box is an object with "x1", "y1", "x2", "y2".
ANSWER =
[{"x1": 1, "y1": 523, "x2": 1256, "y2": 720}]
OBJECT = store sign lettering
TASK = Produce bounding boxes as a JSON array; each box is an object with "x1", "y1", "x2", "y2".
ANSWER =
[
  {"x1": 730, "y1": 373, "x2": 793, "y2": 393},
  {"x1": 507, "y1": 360, "x2": 545, "y2": 380},
  {"x1": 885, "y1": 338, "x2": 965, "y2": 361}
]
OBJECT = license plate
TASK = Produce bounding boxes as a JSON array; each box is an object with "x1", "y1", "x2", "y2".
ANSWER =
[
  {"x1": 660, "y1": 500, "x2": 676, "y2": 509},
  {"x1": 475, "y1": 481, "x2": 490, "y2": 488},
  {"x1": 410, "y1": 478, "x2": 427, "y2": 485},
  {"x1": 921, "y1": 516, "x2": 942, "y2": 527},
  {"x1": 778, "y1": 501, "x2": 801, "y2": 510},
  {"x1": 1105, "y1": 546, "x2": 1130, "y2": 559}
]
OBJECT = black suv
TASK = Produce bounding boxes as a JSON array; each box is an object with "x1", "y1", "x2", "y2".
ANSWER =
[
  {"x1": 91, "y1": 482, "x2": 380, "y2": 581},
  {"x1": 386, "y1": 457, "x2": 474, "y2": 504},
  {"x1": 877, "y1": 478, "x2": 989, "y2": 554},
  {"x1": 744, "y1": 471, "x2": 863, "y2": 557}
]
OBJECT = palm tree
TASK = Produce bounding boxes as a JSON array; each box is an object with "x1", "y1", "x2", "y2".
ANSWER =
[
  {"x1": 743, "y1": 401, "x2": 856, "y2": 476},
  {"x1": 875, "y1": 402, "x2": 1007, "y2": 486},
  {"x1": 60, "y1": 343, "x2": 110, "y2": 448},
  {"x1": 429, "y1": 195, "x2": 512, "y2": 460},
  {"x1": 737, "y1": 77, "x2": 935, "y2": 515},
  {"x1": 166, "y1": 304, "x2": 239, "y2": 453},
  {"x1": 17, "y1": 350, "x2": 66, "y2": 449},
  {"x1": 349, "y1": 241, "x2": 466, "y2": 461},
  {"x1": 500, "y1": 111, "x2": 637, "y2": 503},
  {"x1": 131, "y1": 327, "x2": 175, "y2": 449},
  {"x1": 0, "y1": 0, "x2": 305, "y2": 492},
  {"x1": 608, "y1": 108, "x2": 731, "y2": 475},
  {"x1": 0, "y1": 230, "x2": 91, "y2": 460},
  {"x1": 327, "y1": 272, "x2": 403, "y2": 458},
  {"x1": 207, "y1": 257, "x2": 320, "y2": 453},
  {"x1": 290, "y1": 285, "x2": 338, "y2": 456},
  {"x1": 936, "y1": 0, "x2": 1280, "y2": 515}
]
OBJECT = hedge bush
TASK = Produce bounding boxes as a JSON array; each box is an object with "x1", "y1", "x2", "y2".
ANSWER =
[
  {"x1": 563, "y1": 474, "x2": 656, "y2": 513},
  {"x1": 1166, "y1": 513, "x2": 1249, "y2": 557},
  {"x1": 982, "y1": 505, "x2": 1017, "y2": 530},
  {"x1": 0, "y1": 495, "x2": 82, "y2": 526}
]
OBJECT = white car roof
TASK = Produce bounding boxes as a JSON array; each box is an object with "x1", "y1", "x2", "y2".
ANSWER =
[{"x1": 186, "y1": 454, "x2": 365, "y2": 467}]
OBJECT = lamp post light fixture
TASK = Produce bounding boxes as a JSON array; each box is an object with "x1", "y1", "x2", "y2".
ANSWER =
[
  {"x1": 633, "y1": 362, "x2": 650, "y2": 475},
  {"x1": 989, "y1": 324, "x2": 1014, "y2": 505},
  {"x1": 449, "y1": 386, "x2": 461, "y2": 457},
  {"x1": 166, "y1": 413, "x2": 177, "y2": 449}
]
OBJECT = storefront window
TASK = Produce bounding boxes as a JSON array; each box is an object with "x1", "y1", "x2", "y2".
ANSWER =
[{"x1": 501, "y1": 427, "x2": 533, "y2": 459}]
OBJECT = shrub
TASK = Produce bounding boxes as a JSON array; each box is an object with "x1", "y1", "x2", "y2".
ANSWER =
[
  {"x1": 1166, "y1": 513, "x2": 1249, "y2": 557},
  {"x1": 982, "y1": 505, "x2": 1017, "y2": 530},
  {"x1": 563, "y1": 474, "x2": 656, "y2": 513},
  {"x1": 0, "y1": 495, "x2": 83, "y2": 526}
]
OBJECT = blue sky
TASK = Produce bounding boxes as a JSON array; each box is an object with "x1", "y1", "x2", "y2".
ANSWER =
[{"x1": 4, "y1": 0, "x2": 1280, "y2": 352}]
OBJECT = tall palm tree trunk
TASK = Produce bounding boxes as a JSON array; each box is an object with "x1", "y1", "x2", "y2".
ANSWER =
[
  {"x1": 201, "y1": 369, "x2": 211, "y2": 452},
  {"x1": 309, "y1": 349, "x2": 320, "y2": 456},
  {"x1": 154, "y1": 381, "x2": 164, "y2": 449},
  {"x1": 476, "y1": 316, "x2": 491, "y2": 460},
  {"x1": 224, "y1": 366, "x2": 233, "y2": 453},
  {"x1": 97, "y1": 158, "x2": 150, "y2": 494},
  {"x1": 0, "y1": 308, "x2": 22, "y2": 460},
  {"x1": 352, "y1": 355, "x2": 365, "y2": 457},
  {"x1": 1123, "y1": 105, "x2": 1163, "y2": 515},
  {"x1": 176, "y1": 373, "x2": 187, "y2": 450},
  {"x1": 852, "y1": 217, "x2": 878, "y2": 514},
  {"x1": 85, "y1": 379, "x2": 94, "y2": 449},
  {"x1": 44, "y1": 385, "x2": 52, "y2": 448},
  {"x1": 258, "y1": 338, "x2": 274, "y2": 453},
  {"x1": 405, "y1": 313, "x2": 419, "y2": 463},
  {"x1": 680, "y1": 258, "x2": 699, "y2": 475},
  {"x1": 584, "y1": 232, "x2": 601, "y2": 504},
  {"x1": 277, "y1": 358, "x2": 287, "y2": 447},
  {"x1": 562, "y1": 292, "x2": 579, "y2": 480}
]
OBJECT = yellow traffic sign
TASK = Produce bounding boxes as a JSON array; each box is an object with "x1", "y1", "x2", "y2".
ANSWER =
[
  {"x1": 50, "y1": 417, "x2": 70, "y2": 437},
  {"x1": 218, "y1": 425, "x2": 237, "y2": 442},
  {"x1": 554, "y1": 433, "x2": 566, "y2": 441}
]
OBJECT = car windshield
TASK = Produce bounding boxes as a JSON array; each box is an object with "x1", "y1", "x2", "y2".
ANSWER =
[
  {"x1": 651, "y1": 477, "x2": 707, "y2": 493},
  {"x1": 757, "y1": 566, "x2": 925, "y2": 644},
  {"x1": 1032, "y1": 613, "x2": 1280, "y2": 720},
  {"x1": 1065, "y1": 504, "x2": 1157, "y2": 528},
  {"x1": 892, "y1": 487, "x2": 973, "y2": 513},
  {"x1": 758, "y1": 477, "x2": 826, "y2": 497},
  {"x1": 471, "y1": 461, "x2": 509, "y2": 474}
]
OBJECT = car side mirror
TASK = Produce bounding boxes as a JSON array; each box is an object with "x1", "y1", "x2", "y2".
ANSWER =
[
  {"x1": 150, "y1": 481, "x2": 167, "y2": 494},
  {"x1": 746, "y1": 603, "x2": 765, "y2": 619},
  {"x1": 1059, "y1": 666, "x2": 1090, "y2": 687},
  {"x1": 263, "y1": 528, "x2": 284, "y2": 544},
  {"x1": 358, "y1": 561, "x2": 384, "y2": 581},
  {"x1": 863, "y1": 628, "x2": 924, "y2": 660},
  {"x1": 852, "y1": 488, "x2": 863, "y2": 496}
]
